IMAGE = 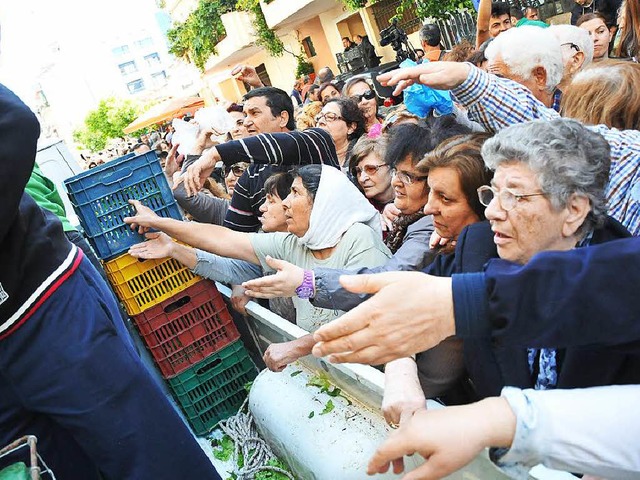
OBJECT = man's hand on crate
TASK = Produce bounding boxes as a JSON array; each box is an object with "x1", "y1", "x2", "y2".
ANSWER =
[{"x1": 124, "y1": 200, "x2": 160, "y2": 234}]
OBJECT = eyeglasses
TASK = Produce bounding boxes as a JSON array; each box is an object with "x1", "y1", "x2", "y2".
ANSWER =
[
  {"x1": 355, "y1": 164, "x2": 389, "y2": 176},
  {"x1": 391, "y1": 168, "x2": 428, "y2": 185},
  {"x1": 315, "y1": 112, "x2": 343, "y2": 124},
  {"x1": 225, "y1": 163, "x2": 248, "y2": 177},
  {"x1": 477, "y1": 185, "x2": 545, "y2": 211},
  {"x1": 350, "y1": 89, "x2": 376, "y2": 103},
  {"x1": 561, "y1": 42, "x2": 580, "y2": 52}
]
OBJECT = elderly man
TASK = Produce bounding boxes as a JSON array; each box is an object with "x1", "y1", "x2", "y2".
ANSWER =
[
  {"x1": 548, "y1": 24, "x2": 594, "y2": 105},
  {"x1": 484, "y1": 26, "x2": 564, "y2": 108}
]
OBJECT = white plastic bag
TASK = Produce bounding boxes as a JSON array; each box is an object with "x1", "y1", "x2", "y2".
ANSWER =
[{"x1": 172, "y1": 118, "x2": 200, "y2": 156}]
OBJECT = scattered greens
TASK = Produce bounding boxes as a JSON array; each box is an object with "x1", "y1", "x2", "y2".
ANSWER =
[
  {"x1": 308, "y1": 411, "x2": 315, "y2": 419},
  {"x1": 212, "y1": 434, "x2": 234, "y2": 461},
  {"x1": 290, "y1": 370, "x2": 303, "y2": 377},
  {"x1": 320, "y1": 399, "x2": 334, "y2": 415}
]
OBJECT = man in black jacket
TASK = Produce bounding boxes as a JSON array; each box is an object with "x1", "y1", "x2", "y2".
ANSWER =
[{"x1": 0, "y1": 85, "x2": 221, "y2": 478}]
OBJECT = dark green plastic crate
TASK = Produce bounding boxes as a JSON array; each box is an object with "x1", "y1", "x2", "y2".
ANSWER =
[{"x1": 167, "y1": 340, "x2": 257, "y2": 435}]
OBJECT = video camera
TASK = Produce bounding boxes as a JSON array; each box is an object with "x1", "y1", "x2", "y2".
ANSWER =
[{"x1": 379, "y1": 18, "x2": 416, "y2": 63}]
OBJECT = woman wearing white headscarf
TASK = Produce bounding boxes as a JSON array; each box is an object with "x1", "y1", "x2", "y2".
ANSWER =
[{"x1": 125, "y1": 164, "x2": 391, "y2": 371}]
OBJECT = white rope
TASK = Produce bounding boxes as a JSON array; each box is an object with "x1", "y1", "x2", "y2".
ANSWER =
[{"x1": 218, "y1": 398, "x2": 295, "y2": 480}]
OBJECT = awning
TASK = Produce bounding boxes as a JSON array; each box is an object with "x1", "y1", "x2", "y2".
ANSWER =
[{"x1": 123, "y1": 96, "x2": 205, "y2": 134}]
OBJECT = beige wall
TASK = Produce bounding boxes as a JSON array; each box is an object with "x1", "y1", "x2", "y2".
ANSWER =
[{"x1": 296, "y1": 16, "x2": 337, "y2": 76}]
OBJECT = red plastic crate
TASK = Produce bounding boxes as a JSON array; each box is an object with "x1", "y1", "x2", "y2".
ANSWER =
[{"x1": 132, "y1": 280, "x2": 240, "y2": 378}]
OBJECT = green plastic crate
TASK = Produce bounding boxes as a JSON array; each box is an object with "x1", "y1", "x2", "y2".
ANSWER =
[{"x1": 167, "y1": 341, "x2": 258, "y2": 435}]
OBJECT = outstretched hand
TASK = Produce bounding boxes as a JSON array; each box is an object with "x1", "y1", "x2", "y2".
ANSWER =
[
  {"x1": 368, "y1": 398, "x2": 516, "y2": 479},
  {"x1": 311, "y1": 272, "x2": 456, "y2": 365},
  {"x1": 124, "y1": 199, "x2": 160, "y2": 234},
  {"x1": 128, "y1": 232, "x2": 174, "y2": 259},
  {"x1": 243, "y1": 256, "x2": 305, "y2": 298},
  {"x1": 377, "y1": 62, "x2": 471, "y2": 96},
  {"x1": 231, "y1": 64, "x2": 264, "y2": 88},
  {"x1": 183, "y1": 155, "x2": 215, "y2": 197}
]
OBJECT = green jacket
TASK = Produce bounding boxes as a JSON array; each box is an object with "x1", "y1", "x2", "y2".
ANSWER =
[{"x1": 26, "y1": 163, "x2": 75, "y2": 232}]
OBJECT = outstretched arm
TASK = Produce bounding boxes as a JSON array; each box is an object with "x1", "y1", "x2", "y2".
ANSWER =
[{"x1": 124, "y1": 200, "x2": 259, "y2": 265}]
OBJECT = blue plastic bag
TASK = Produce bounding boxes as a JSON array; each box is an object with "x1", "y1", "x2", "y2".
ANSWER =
[{"x1": 398, "y1": 58, "x2": 454, "y2": 117}]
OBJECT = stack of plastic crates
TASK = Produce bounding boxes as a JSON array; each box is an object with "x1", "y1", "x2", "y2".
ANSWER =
[{"x1": 64, "y1": 151, "x2": 257, "y2": 435}]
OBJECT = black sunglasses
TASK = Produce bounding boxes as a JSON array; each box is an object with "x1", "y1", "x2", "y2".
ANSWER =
[
  {"x1": 225, "y1": 163, "x2": 247, "y2": 177},
  {"x1": 350, "y1": 89, "x2": 376, "y2": 103}
]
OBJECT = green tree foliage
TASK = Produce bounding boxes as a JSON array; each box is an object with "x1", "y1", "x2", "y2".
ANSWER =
[
  {"x1": 73, "y1": 97, "x2": 141, "y2": 152},
  {"x1": 393, "y1": 0, "x2": 473, "y2": 21},
  {"x1": 166, "y1": 0, "x2": 236, "y2": 71},
  {"x1": 166, "y1": 0, "x2": 284, "y2": 72}
]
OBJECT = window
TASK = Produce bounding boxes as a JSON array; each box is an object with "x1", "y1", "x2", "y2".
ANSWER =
[
  {"x1": 112, "y1": 44, "x2": 130, "y2": 56},
  {"x1": 302, "y1": 36, "x2": 317, "y2": 58},
  {"x1": 144, "y1": 53, "x2": 161, "y2": 68},
  {"x1": 119, "y1": 61, "x2": 138, "y2": 75},
  {"x1": 127, "y1": 79, "x2": 145, "y2": 93},
  {"x1": 134, "y1": 37, "x2": 154, "y2": 49},
  {"x1": 255, "y1": 64, "x2": 272, "y2": 87},
  {"x1": 152, "y1": 71, "x2": 168, "y2": 87}
]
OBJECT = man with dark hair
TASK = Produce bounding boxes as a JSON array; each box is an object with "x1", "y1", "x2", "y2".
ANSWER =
[
  {"x1": 476, "y1": 0, "x2": 513, "y2": 47},
  {"x1": 525, "y1": 5, "x2": 540, "y2": 20},
  {"x1": 342, "y1": 36, "x2": 354, "y2": 52},
  {"x1": 570, "y1": 0, "x2": 622, "y2": 26},
  {"x1": 419, "y1": 23, "x2": 445, "y2": 61}
]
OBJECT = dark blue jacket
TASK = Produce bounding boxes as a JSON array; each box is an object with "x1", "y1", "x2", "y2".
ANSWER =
[{"x1": 426, "y1": 218, "x2": 640, "y2": 399}]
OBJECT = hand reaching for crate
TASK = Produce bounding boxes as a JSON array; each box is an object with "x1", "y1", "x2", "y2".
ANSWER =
[
  {"x1": 124, "y1": 199, "x2": 160, "y2": 234},
  {"x1": 129, "y1": 232, "x2": 174, "y2": 260}
]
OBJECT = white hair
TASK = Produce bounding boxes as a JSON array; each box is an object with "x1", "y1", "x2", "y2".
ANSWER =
[
  {"x1": 549, "y1": 24, "x2": 594, "y2": 67},
  {"x1": 485, "y1": 25, "x2": 564, "y2": 92}
]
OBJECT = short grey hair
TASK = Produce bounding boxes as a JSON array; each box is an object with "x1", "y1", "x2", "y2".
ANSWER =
[
  {"x1": 481, "y1": 118, "x2": 610, "y2": 235},
  {"x1": 485, "y1": 25, "x2": 564, "y2": 92},
  {"x1": 549, "y1": 24, "x2": 594, "y2": 67}
]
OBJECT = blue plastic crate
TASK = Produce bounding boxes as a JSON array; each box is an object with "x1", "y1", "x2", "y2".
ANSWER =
[{"x1": 64, "y1": 151, "x2": 182, "y2": 260}]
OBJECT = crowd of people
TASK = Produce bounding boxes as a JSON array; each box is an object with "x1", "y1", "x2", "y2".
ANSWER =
[{"x1": 3, "y1": 0, "x2": 640, "y2": 478}]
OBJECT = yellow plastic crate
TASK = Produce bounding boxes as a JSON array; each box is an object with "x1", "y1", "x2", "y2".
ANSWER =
[{"x1": 104, "y1": 253, "x2": 201, "y2": 315}]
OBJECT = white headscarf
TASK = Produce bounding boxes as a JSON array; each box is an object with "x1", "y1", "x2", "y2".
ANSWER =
[{"x1": 298, "y1": 165, "x2": 381, "y2": 249}]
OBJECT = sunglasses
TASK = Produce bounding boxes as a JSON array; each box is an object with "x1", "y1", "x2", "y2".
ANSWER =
[
  {"x1": 225, "y1": 163, "x2": 247, "y2": 177},
  {"x1": 350, "y1": 89, "x2": 376, "y2": 103}
]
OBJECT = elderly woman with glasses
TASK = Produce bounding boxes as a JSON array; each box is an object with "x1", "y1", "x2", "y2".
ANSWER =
[
  {"x1": 315, "y1": 98, "x2": 366, "y2": 171},
  {"x1": 343, "y1": 77, "x2": 383, "y2": 135},
  {"x1": 347, "y1": 135, "x2": 394, "y2": 213},
  {"x1": 382, "y1": 118, "x2": 635, "y2": 428},
  {"x1": 125, "y1": 164, "x2": 391, "y2": 372}
]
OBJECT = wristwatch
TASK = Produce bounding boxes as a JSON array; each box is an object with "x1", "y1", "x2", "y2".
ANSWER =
[{"x1": 295, "y1": 269, "x2": 315, "y2": 299}]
